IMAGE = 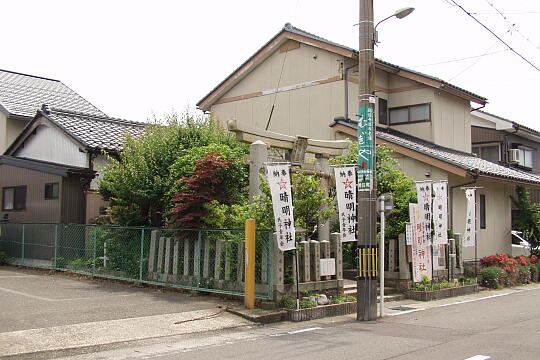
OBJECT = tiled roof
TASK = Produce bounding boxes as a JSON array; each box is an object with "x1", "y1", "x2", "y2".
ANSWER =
[
  {"x1": 43, "y1": 108, "x2": 145, "y2": 152},
  {"x1": 332, "y1": 119, "x2": 540, "y2": 185},
  {"x1": 0, "y1": 69, "x2": 106, "y2": 118}
]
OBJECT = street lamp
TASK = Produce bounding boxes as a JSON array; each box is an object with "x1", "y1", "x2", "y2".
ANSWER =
[
  {"x1": 356, "y1": 2, "x2": 414, "y2": 322},
  {"x1": 374, "y1": 7, "x2": 415, "y2": 44}
]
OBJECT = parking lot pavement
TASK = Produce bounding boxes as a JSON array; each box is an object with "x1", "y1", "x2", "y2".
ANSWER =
[{"x1": 0, "y1": 266, "x2": 239, "y2": 333}]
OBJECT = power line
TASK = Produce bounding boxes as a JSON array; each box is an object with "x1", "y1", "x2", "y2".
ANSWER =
[
  {"x1": 448, "y1": 40, "x2": 500, "y2": 81},
  {"x1": 447, "y1": 0, "x2": 540, "y2": 72},
  {"x1": 414, "y1": 48, "x2": 508, "y2": 67},
  {"x1": 484, "y1": 0, "x2": 540, "y2": 51}
]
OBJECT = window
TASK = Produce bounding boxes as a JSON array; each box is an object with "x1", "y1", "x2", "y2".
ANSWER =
[
  {"x1": 389, "y1": 103, "x2": 430, "y2": 125},
  {"x1": 510, "y1": 144, "x2": 534, "y2": 168},
  {"x1": 472, "y1": 145, "x2": 500, "y2": 163},
  {"x1": 378, "y1": 98, "x2": 388, "y2": 125},
  {"x1": 44, "y1": 183, "x2": 59, "y2": 199},
  {"x1": 2, "y1": 186, "x2": 26, "y2": 211},
  {"x1": 480, "y1": 194, "x2": 486, "y2": 229},
  {"x1": 518, "y1": 148, "x2": 533, "y2": 168}
]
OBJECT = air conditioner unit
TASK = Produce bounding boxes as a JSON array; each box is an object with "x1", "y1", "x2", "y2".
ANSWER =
[{"x1": 508, "y1": 149, "x2": 521, "y2": 164}]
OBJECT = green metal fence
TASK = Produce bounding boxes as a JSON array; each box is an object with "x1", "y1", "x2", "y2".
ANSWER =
[{"x1": 0, "y1": 223, "x2": 274, "y2": 299}]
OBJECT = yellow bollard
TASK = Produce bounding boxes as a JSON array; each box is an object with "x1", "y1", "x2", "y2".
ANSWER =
[{"x1": 244, "y1": 219, "x2": 256, "y2": 309}]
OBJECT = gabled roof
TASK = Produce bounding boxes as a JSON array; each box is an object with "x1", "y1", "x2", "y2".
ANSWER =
[
  {"x1": 5, "y1": 107, "x2": 146, "y2": 155},
  {"x1": 331, "y1": 119, "x2": 540, "y2": 187},
  {"x1": 0, "y1": 155, "x2": 95, "y2": 177},
  {"x1": 0, "y1": 69, "x2": 106, "y2": 119},
  {"x1": 472, "y1": 109, "x2": 540, "y2": 142},
  {"x1": 197, "y1": 23, "x2": 487, "y2": 111}
]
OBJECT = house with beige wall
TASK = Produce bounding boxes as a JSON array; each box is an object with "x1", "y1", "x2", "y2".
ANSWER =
[{"x1": 198, "y1": 23, "x2": 540, "y2": 260}]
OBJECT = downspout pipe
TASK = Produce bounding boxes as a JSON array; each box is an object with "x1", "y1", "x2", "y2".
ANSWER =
[
  {"x1": 449, "y1": 171, "x2": 478, "y2": 231},
  {"x1": 503, "y1": 124, "x2": 520, "y2": 164}
]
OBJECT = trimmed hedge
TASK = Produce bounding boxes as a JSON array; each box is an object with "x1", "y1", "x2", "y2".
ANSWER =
[{"x1": 479, "y1": 266, "x2": 508, "y2": 289}]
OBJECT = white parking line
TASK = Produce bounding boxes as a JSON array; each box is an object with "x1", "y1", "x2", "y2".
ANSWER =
[
  {"x1": 287, "y1": 327, "x2": 322, "y2": 334},
  {"x1": 464, "y1": 355, "x2": 491, "y2": 360},
  {"x1": 0, "y1": 286, "x2": 138, "y2": 302}
]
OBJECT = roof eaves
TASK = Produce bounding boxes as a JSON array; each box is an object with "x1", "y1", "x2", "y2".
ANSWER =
[{"x1": 0, "y1": 156, "x2": 94, "y2": 177}]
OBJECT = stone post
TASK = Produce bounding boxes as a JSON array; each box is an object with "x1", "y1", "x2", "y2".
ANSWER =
[
  {"x1": 183, "y1": 238, "x2": 190, "y2": 278},
  {"x1": 320, "y1": 240, "x2": 331, "y2": 280},
  {"x1": 214, "y1": 240, "x2": 223, "y2": 280},
  {"x1": 272, "y1": 233, "x2": 284, "y2": 299},
  {"x1": 164, "y1": 237, "x2": 173, "y2": 276},
  {"x1": 157, "y1": 236, "x2": 165, "y2": 275},
  {"x1": 398, "y1": 233, "x2": 411, "y2": 280},
  {"x1": 249, "y1": 140, "x2": 268, "y2": 202},
  {"x1": 203, "y1": 238, "x2": 210, "y2": 279},
  {"x1": 310, "y1": 240, "x2": 321, "y2": 282},
  {"x1": 388, "y1": 239, "x2": 396, "y2": 272},
  {"x1": 330, "y1": 233, "x2": 343, "y2": 280},
  {"x1": 147, "y1": 230, "x2": 159, "y2": 279},
  {"x1": 454, "y1": 233, "x2": 463, "y2": 270},
  {"x1": 300, "y1": 239, "x2": 310, "y2": 282},
  {"x1": 173, "y1": 238, "x2": 179, "y2": 279},
  {"x1": 448, "y1": 238, "x2": 456, "y2": 282}
]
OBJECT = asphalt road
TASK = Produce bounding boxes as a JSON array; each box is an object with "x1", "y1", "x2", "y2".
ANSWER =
[
  {"x1": 66, "y1": 287, "x2": 540, "y2": 360},
  {"x1": 0, "y1": 266, "x2": 236, "y2": 333}
]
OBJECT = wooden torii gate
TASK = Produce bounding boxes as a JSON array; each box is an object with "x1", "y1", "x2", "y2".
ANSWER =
[{"x1": 228, "y1": 119, "x2": 350, "y2": 300}]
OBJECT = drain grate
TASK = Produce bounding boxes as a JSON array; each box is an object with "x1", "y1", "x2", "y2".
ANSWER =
[{"x1": 390, "y1": 306, "x2": 416, "y2": 311}]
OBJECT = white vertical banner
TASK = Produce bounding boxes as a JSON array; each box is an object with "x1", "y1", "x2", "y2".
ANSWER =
[
  {"x1": 334, "y1": 166, "x2": 357, "y2": 242},
  {"x1": 405, "y1": 222, "x2": 413, "y2": 246},
  {"x1": 267, "y1": 165, "x2": 295, "y2": 251},
  {"x1": 409, "y1": 203, "x2": 432, "y2": 282},
  {"x1": 432, "y1": 181, "x2": 448, "y2": 245},
  {"x1": 415, "y1": 182, "x2": 433, "y2": 246},
  {"x1": 463, "y1": 188, "x2": 476, "y2": 248}
]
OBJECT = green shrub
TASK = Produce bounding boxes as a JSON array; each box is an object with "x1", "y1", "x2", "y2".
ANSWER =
[
  {"x1": 333, "y1": 294, "x2": 356, "y2": 304},
  {"x1": 279, "y1": 296, "x2": 296, "y2": 309},
  {"x1": 299, "y1": 300, "x2": 317, "y2": 309},
  {"x1": 516, "y1": 265, "x2": 532, "y2": 284},
  {"x1": 479, "y1": 266, "x2": 508, "y2": 289},
  {"x1": 53, "y1": 257, "x2": 68, "y2": 268},
  {"x1": 0, "y1": 251, "x2": 8, "y2": 265}
]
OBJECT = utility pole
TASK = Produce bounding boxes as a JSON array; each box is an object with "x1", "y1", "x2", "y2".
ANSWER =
[{"x1": 356, "y1": 0, "x2": 378, "y2": 321}]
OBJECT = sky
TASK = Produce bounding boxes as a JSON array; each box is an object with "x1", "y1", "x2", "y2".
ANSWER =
[{"x1": 3, "y1": 0, "x2": 540, "y2": 129}]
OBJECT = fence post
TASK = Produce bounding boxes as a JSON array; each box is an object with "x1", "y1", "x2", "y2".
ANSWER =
[
  {"x1": 92, "y1": 226, "x2": 96, "y2": 275},
  {"x1": 53, "y1": 225, "x2": 58, "y2": 268},
  {"x1": 194, "y1": 230, "x2": 201, "y2": 287},
  {"x1": 244, "y1": 219, "x2": 256, "y2": 309},
  {"x1": 21, "y1": 224, "x2": 25, "y2": 264},
  {"x1": 268, "y1": 231, "x2": 273, "y2": 300},
  {"x1": 139, "y1": 228, "x2": 145, "y2": 282}
]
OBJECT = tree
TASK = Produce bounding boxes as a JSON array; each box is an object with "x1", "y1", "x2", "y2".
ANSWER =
[
  {"x1": 98, "y1": 112, "x2": 248, "y2": 226},
  {"x1": 330, "y1": 142, "x2": 417, "y2": 239},
  {"x1": 510, "y1": 186, "x2": 540, "y2": 255},
  {"x1": 202, "y1": 171, "x2": 334, "y2": 238},
  {"x1": 170, "y1": 152, "x2": 234, "y2": 229}
]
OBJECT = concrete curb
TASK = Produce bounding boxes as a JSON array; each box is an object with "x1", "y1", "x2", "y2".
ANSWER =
[{"x1": 0, "y1": 309, "x2": 251, "y2": 360}]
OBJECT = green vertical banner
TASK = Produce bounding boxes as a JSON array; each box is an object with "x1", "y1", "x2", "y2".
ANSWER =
[{"x1": 357, "y1": 105, "x2": 374, "y2": 191}]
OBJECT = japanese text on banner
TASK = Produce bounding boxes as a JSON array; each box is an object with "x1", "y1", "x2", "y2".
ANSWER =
[
  {"x1": 267, "y1": 165, "x2": 295, "y2": 251},
  {"x1": 463, "y1": 188, "x2": 476, "y2": 248},
  {"x1": 357, "y1": 105, "x2": 374, "y2": 192},
  {"x1": 416, "y1": 182, "x2": 432, "y2": 246},
  {"x1": 432, "y1": 181, "x2": 448, "y2": 245},
  {"x1": 334, "y1": 166, "x2": 357, "y2": 242},
  {"x1": 409, "y1": 203, "x2": 432, "y2": 282}
]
